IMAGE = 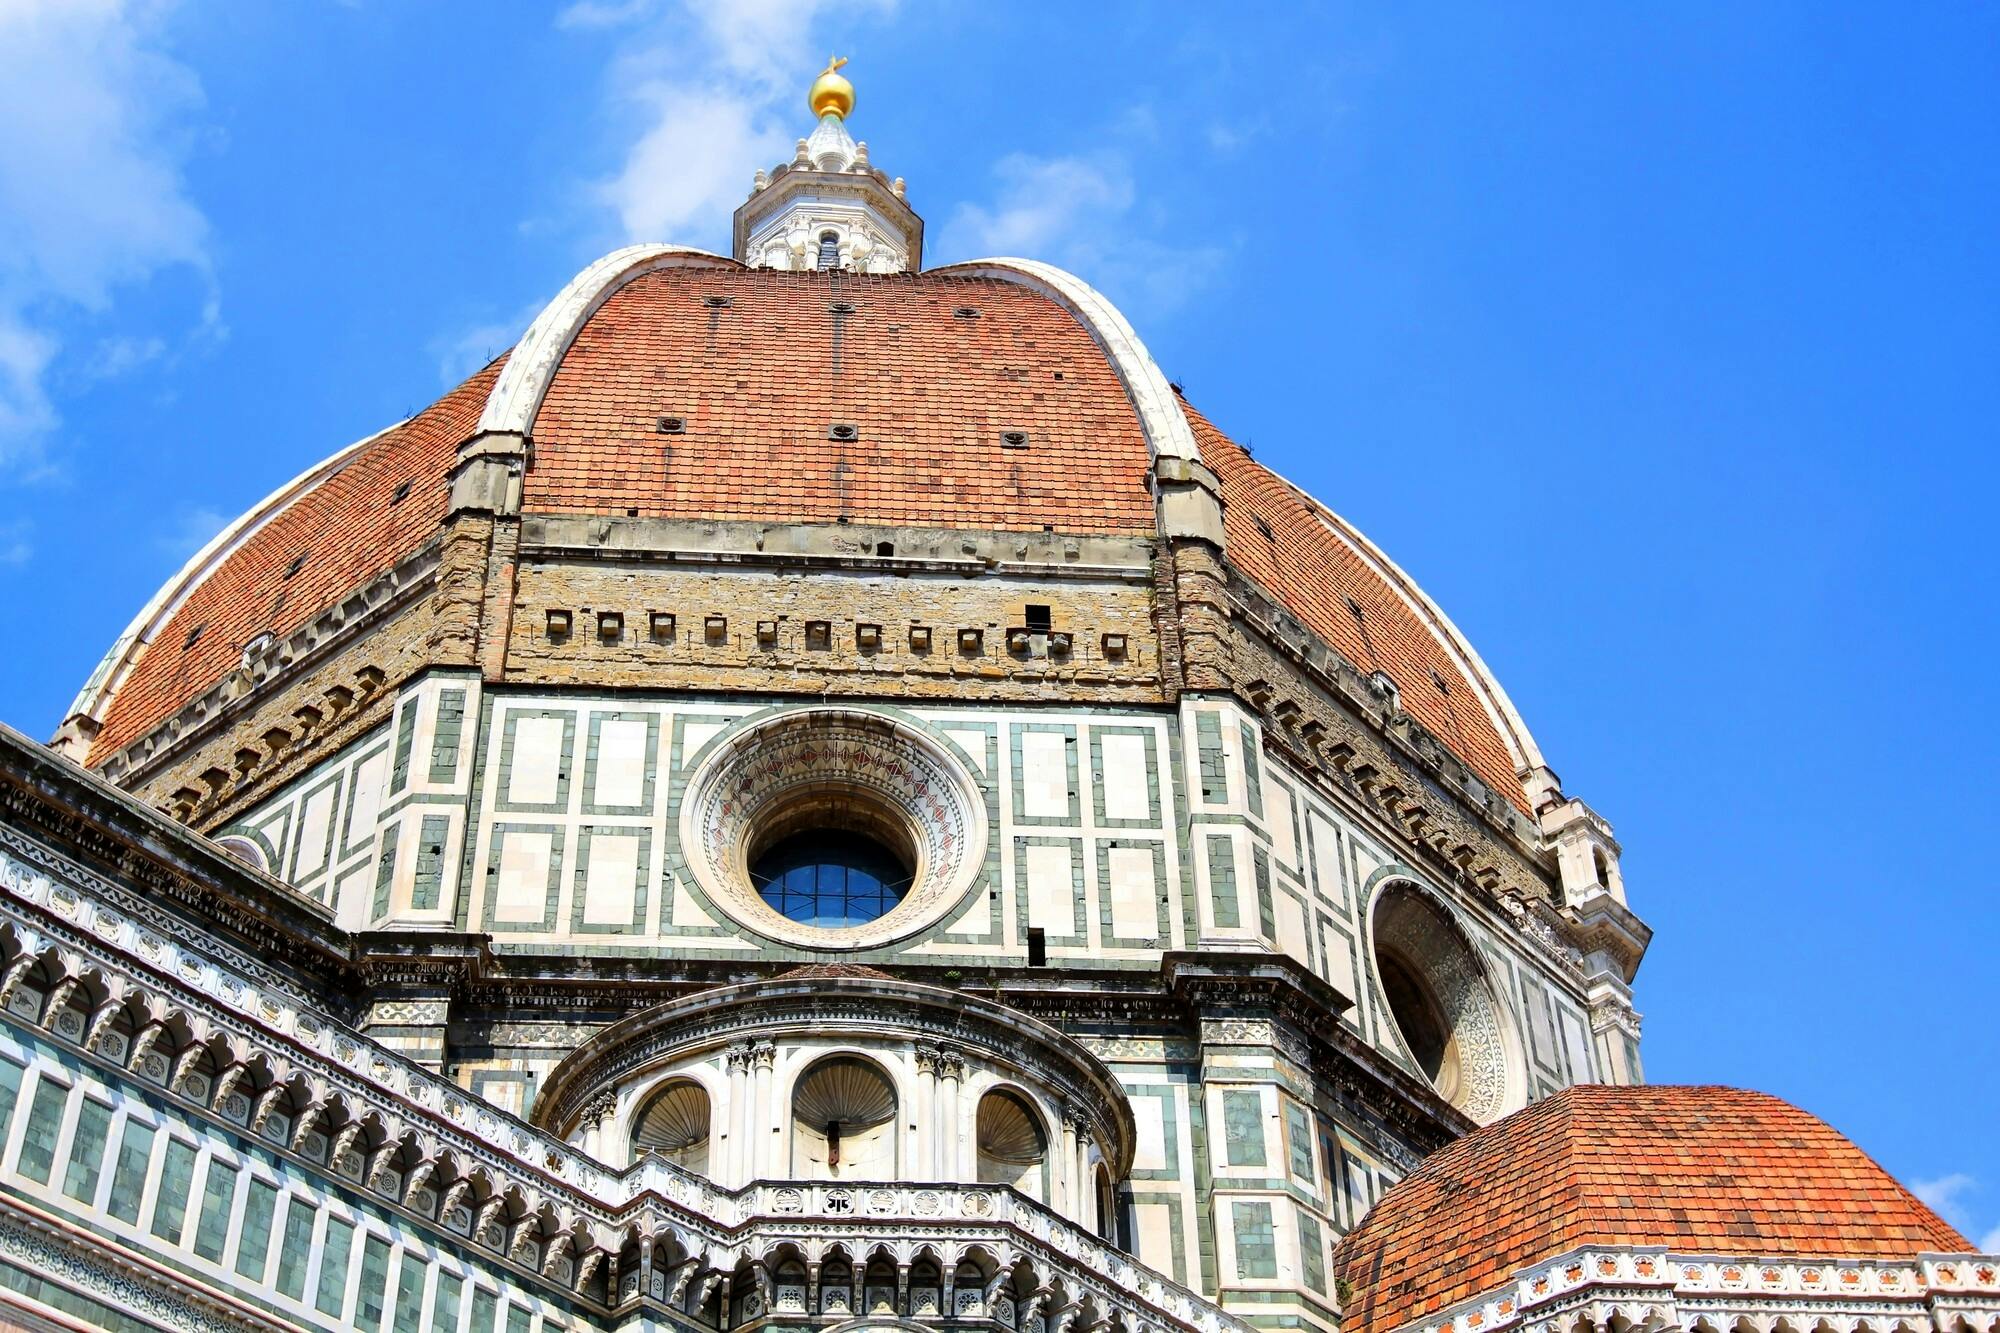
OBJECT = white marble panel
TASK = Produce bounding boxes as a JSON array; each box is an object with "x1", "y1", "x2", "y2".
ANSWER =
[
  {"x1": 1021, "y1": 732, "x2": 1070, "y2": 818},
  {"x1": 295, "y1": 784, "x2": 335, "y2": 879},
  {"x1": 1131, "y1": 1096, "x2": 1168, "y2": 1171},
  {"x1": 1277, "y1": 892, "x2": 1310, "y2": 968},
  {"x1": 582, "y1": 834, "x2": 641, "y2": 925},
  {"x1": 494, "y1": 831, "x2": 553, "y2": 922},
  {"x1": 1265, "y1": 782, "x2": 1298, "y2": 868},
  {"x1": 594, "y1": 718, "x2": 649, "y2": 808},
  {"x1": 1100, "y1": 733, "x2": 1151, "y2": 821},
  {"x1": 1107, "y1": 845, "x2": 1158, "y2": 940},
  {"x1": 1025, "y1": 842, "x2": 1075, "y2": 935},
  {"x1": 508, "y1": 716, "x2": 566, "y2": 806},
  {"x1": 347, "y1": 748, "x2": 387, "y2": 843}
]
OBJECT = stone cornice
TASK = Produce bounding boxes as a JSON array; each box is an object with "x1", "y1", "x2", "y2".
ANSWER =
[
  {"x1": 1159, "y1": 950, "x2": 1470, "y2": 1157},
  {"x1": 94, "y1": 535, "x2": 442, "y2": 789},
  {"x1": 0, "y1": 1195, "x2": 291, "y2": 1332},
  {"x1": 0, "y1": 723, "x2": 348, "y2": 976},
  {"x1": 1161, "y1": 948, "x2": 1354, "y2": 1029},
  {"x1": 518, "y1": 513, "x2": 1155, "y2": 583},
  {"x1": 1217, "y1": 556, "x2": 1544, "y2": 856}
]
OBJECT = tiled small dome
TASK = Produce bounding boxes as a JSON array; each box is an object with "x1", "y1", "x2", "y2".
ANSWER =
[{"x1": 1333, "y1": 1084, "x2": 1971, "y2": 1333}]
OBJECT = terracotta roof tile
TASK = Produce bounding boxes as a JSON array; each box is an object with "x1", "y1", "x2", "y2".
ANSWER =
[
  {"x1": 1332, "y1": 1085, "x2": 1971, "y2": 1333},
  {"x1": 525, "y1": 267, "x2": 1158, "y2": 534},
  {"x1": 1185, "y1": 403, "x2": 1528, "y2": 812},
  {"x1": 85, "y1": 267, "x2": 1547, "y2": 812}
]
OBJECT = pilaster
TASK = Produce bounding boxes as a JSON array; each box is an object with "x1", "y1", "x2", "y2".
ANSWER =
[{"x1": 1168, "y1": 951, "x2": 1347, "y2": 1333}]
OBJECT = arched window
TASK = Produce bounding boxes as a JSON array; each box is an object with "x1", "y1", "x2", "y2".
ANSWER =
[
  {"x1": 792, "y1": 1057, "x2": 897, "y2": 1179},
  {"x1": 819, "y1": 1253, "x2": 854, "y2": 1316},
  {"x1": 751, "y1": 829, "x2": 912, "y2": 928},
  {"x1": 816, "y1": 231, "x2": 840, "y2": 270},
  {"x1": 1095, "y1": 1163, "x2": 1119, "y2": 1245},
  {"x1": 909, "y1": 1255, "x2": 943, "y2": 1318},
  {"x1": 631, "y1": 1080, "x2": 711, "y2": 1176},
  {"x1": 863, "y1": 1253, "x2": 898, "y2": 1315},
  {"x1": 974, "y1": 1089, "x2": 1047, "y2": 1197}
]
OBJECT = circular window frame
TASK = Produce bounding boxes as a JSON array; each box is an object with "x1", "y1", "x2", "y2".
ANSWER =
[
  {"x1": 676, "y1": 708, "x2": 988, "y2": 951},
  {"x1": 1366, "y1": 878, "x2": 1524, "y2": 1123}
]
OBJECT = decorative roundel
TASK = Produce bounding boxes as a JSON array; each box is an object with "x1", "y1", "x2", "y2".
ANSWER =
[
  {"x1": 1369, "y1": 879, "x2": 1521, "y2": 1123},
  {"x1": 676, "y1": 707, "x2": 988, "y2": 950}
]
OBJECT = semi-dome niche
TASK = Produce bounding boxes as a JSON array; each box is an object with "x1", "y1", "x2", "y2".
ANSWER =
[
  {"x1": 532, "y1": 971, "x2": 1134, "y2": 1234},
  {"x1": 1368, "y1": 880, "x2": 1523, "y2": 1123},
  {"x1": 676, "y1": 708, "x2": 989, "y2": 951}
]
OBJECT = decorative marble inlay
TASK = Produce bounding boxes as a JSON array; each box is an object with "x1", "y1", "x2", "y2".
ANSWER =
[{"x1": 677, "y1": 707, "x2": 988, "y2": 950}]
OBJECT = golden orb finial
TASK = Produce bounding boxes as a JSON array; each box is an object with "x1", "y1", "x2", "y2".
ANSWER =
[{"x1": 808, "y1": 55, "x2": 854, "y2": 120}]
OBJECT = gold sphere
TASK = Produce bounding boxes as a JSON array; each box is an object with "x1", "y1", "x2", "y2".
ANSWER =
[{"x1": 809, "y1": 56, "x2": 854, "y2": 119}]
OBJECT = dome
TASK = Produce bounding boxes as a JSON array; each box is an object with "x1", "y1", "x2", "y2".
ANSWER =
[
  {"x1": 66, "y1": 248, "x2": 1545, "y2": 819},
  {"x1": 1332, "y1": 1084, "x2": 1970, "y2": 1333}
]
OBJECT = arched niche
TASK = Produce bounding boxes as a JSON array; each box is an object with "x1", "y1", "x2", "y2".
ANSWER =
[
  {"x1": 792, "y1": 1056, "x2": 898, "y2": 1179},
  {"x1": 631, "y1": 1079, "x2": 711, "y2": 1177},
  {"x1": 974, "y1": 1088, "x2": 1048, "y2": 1198},
  {"x1": 1094, "y1": 1162, "x2": 1118, "y2": 1244}
]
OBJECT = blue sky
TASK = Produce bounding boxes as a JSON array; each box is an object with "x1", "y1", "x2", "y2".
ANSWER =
[{"x1": 1, "y1": 1, "x2": 1995, "y2": 1243}]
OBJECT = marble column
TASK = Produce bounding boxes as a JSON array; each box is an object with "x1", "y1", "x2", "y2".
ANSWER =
[
  {"x1": 750, "y1": 1040, "x2": 775, "y2": 1180},
  {"x1": 915, "y1": 1044, "x2": 942, "y2": 1177},
  {"x1": 1056, "y1": 1102, "x2": 1081, "y2": 1214},
  {"x1": 725, "y1": 1040, "x2": 756, "y2": 1186},
  {"x1": 936, "y1": 1046, "x2": 967, "y2": 1179}
]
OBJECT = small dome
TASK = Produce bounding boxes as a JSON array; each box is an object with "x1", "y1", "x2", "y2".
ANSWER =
[{"x1": 1333, "y1": 1084, "x2": 1971, "y2": 1333}]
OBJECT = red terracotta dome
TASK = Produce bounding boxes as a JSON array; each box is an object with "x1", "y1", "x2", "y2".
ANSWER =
[
  {"x1": 1333, "y1": 1084, "x2": 1970, "y2": 1333},
  {"x1": 68, "y1": 252, "x2": 1547, "y2": 814}
]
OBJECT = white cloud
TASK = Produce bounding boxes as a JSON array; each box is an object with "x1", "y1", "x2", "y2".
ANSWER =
[
  {"x1": 0, "y1": 317, "x2": 56, "y2": 446},
  {"x1": 596, "y1": 83, "x2": 792, "y2": 242},
  {"x1": 556, "y1": 0, "x2": 655, "y2": 29},
  {"x1": 81, "y1": 333, "x2": 168, "y2": 381},
  {"x1": 155, "y1": 505, "x2": 225, "y2": 561},
  {"x1": 569, "y1": 0, "x2": 893, "y2": 244},
  {"x1": 564, "y1": 4, "x2": 1221, "y2": 324},
  {"x1": 1915, "y1": 1173, "x2": 1976, "y2": 1222},
  {"x1": 430, "y1": 322, "x2": 515, "y2": 389},
  {"x1": 0, "y1": 0, "x2": 214, "y2": 471},
  {"x1": 934, "y1": 149, "x2": 1228, "y2": 320},
  {"x1": 1915, "y1": 1173, "x2": 2000, "y2": 1253},
  {"x1": 428, "y1": 299, "x2": 546, "y2": 388},
  {"x1": 1205, "y1": 116, "x2": 1268, "y2": 154},
  {"x1": 0, "y1": 516, "x2": 32, "y2": 567},
  {"x1": 941, "y1": 154, "x2": 1135, "y2": 259}
]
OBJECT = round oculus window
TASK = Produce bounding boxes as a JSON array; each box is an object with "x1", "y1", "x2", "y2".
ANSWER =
[
  {"x1": 677, "y1": 707, "x2": 988, "y2": 950},
  {"x1": 1369, "y1": 881, "x2": 1521, "y2": 1123}
]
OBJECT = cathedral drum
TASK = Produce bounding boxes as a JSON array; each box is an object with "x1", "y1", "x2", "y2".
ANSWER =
[{"x1": 531, "y1": 969, "x2": 1135, "y2": 1239}]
